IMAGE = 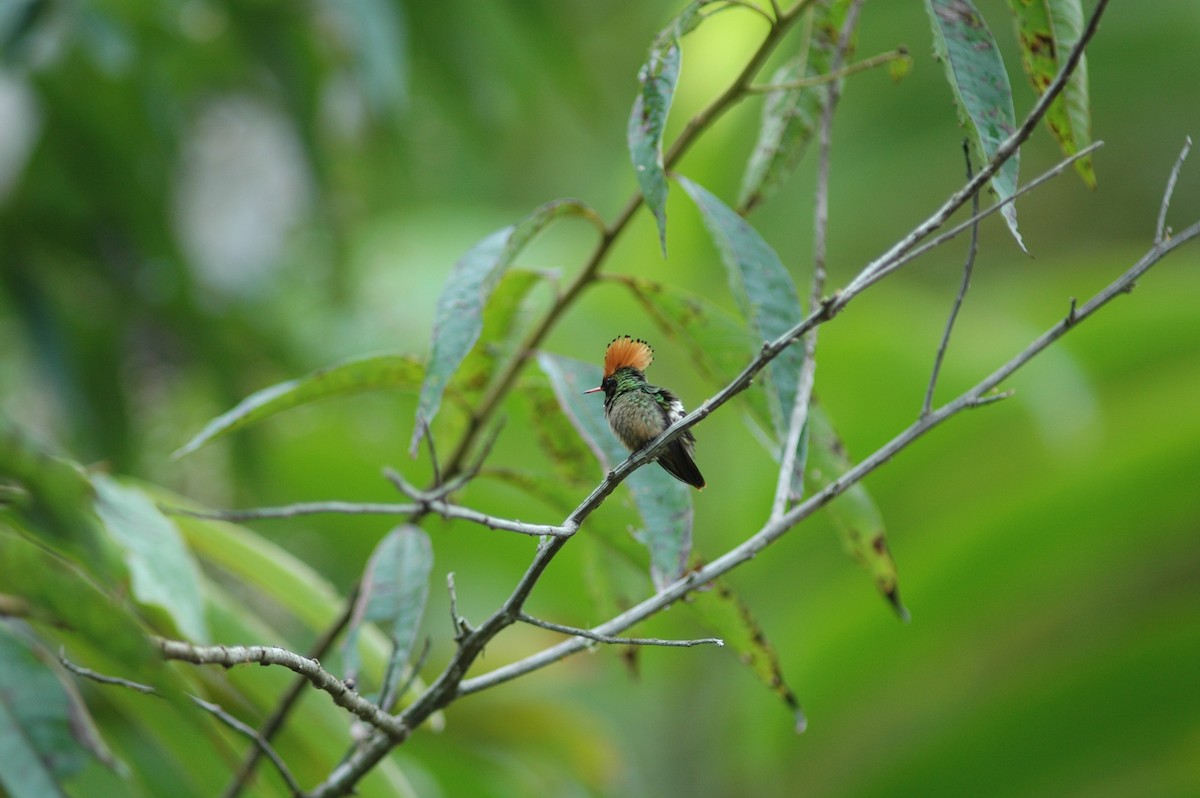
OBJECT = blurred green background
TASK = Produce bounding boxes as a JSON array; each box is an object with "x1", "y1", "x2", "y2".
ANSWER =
[{"x1": 2, "y1": 1, "x2": 1199, "y2": 796}]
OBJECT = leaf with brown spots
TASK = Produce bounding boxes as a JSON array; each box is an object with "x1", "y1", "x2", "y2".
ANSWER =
[
  {"x1": 687, "y1": 569, "x2": 807, "y2": 732},
  {"x1": 1007, "y1": 0, "x2": 1094, "y2": 187},
  {"x1": 926, "y1": 0, "x2": 1025, "y2": 249}
]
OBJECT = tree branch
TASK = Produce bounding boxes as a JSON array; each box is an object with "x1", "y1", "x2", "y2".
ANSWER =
[
  {"x1": 157, "y1": 639, "x2": 408, "y2": 739},
  {"x1": 459, "y1": 218, "x2": 1200, "y2": 695},
  {"x1": 518, "y1": 613, "x2": 723, "y2": 648},
  {"x1": 923, "y1": 141, "x2": 981, "y2": 417}
]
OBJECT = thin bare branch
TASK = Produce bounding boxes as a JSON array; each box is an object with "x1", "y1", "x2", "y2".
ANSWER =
[
  {"x1": 518, "y1": 613, "x2": 723, "y2": 647},
  {"x1": 771, "y1": 0, "x2": 861, "y2": 519},
  {"x1": 421, "y1": 417, "x2": 443, "y2": 488},
  {"x1": 189, "y1": 696, "x2": 304, "y2": 797},
  {"x1": 59, "y1": 652, "x2": 156, "y2": 694},
  {"x1": 459, "y1": 219, "x2": 1200, "y2": 696},
  {"x1": 923, "y1": 141, "x2": 982, "y2": 417},
  {"x1": 223, "y1": 584, "x2": 360, "y2": 798},
  {"x1": 169, "y1": 502, "x2": 418, "y2": 521},
  {"x1": 747, "y1": 46, "x2": 908, "y2": 93},
  {"x1": 875, "y1": 141, "x2": 1104, "y2": 290},
  {"x1": 1157, "y1": 136, "x2": 1193, "y2": 242},
  {"x1": 60, "y1": 653, "x2": 302, "y2": 796}
]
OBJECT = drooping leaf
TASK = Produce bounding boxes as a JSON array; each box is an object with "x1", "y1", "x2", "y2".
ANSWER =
[
  {"x1": 0, "y1": 423, "x2": 124, "y2": 584},
  {"x1": 411, "y1": 199, "x2": 595, "y2": 456},
  {"x1": 687, "y1": 574, "x2": 807, "y2": 733},
  {"x1": 738, "y1": 0, "x2": 859, "y2": 212},
  {"x1": 536, "y1": 352, "x2": 692, "y2": 590},
  {"x1": 524, "y1": 380, "x2": 602, "y2": 487},
  {"x1": 0, "y1": 623, "x2": 76, "y2": 798},
  {"x1": 926, "y1": 0, "x2": 1025, "y2": 248},
  {"x1": 173, "y1": 353, "x2": 424, "y2": 458},
  {"x1": 340, "y1": 525, "x2": 433, "y2": 691},
  {"x1": 806, "y1": 403, "x2": 909, "y2": 620},
  {"x1": 677, "y1": 175, "x2": 809, "y2": 497},
  {"x1": 1007, "y1": 0, "x2": 1094, "y2": 187},
  {"x1": 628, "y1": 2, "x2": 704, "y2": 255},
  {"x1": 92, "y1": 476, "x2": 209, "y2": 643},
  {"x1": 0, "y1": 530, "x2": 160, "y2": 684},
  {"x1": 455, "y1": 269, "x2": 545, "y2": 406},
  {"x1": 677, "y1": 176, "x2": 805, "y2": 438}
]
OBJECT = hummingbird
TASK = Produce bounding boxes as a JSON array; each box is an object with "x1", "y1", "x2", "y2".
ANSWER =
[{"x1": 583, "y1": 335, "x2": 705, "y2": 490}]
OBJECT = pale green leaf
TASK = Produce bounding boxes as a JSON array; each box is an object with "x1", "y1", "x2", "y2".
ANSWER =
[
  {"x1": 628, "y1": 1, "x2": 704, "y2": 254},
  {"x1": 341, "y1": 525, "x2": 433, "y2": 689},
  {"x1": 411, "y1": 199, "x2": 595, "y2": 456},
  {"x1": 687, "y1": 577, "x2": 806, "y2": 733},
  {"x1": 738, "y1": 0, "x2": 858, "y2": 212},
  {"x1": 92, "y1": 476, "x2": 209, "y2": 643},
  {"x1": 174, "y1": 353, "x2": 424, "y2": 458},
  {"x1": 926, "y1": 0, "x2": 1024, "y2": 248},
  {"x1": 1007, "y1": 0, "x2": 1094, "y2": 186}
]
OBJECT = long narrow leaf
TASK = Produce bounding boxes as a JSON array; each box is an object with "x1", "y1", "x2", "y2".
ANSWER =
[
  {"x1": 174, "y1": 353, "x2": 423, "y2": 458},
  {"x1": 536, "y1": 352, "x2": 692, "y2": 589},
  {"x1": 92, "y1": 476, "x2": 209, "y2": 643},
  {"x1": 677, "y1": 175, "x2": 808, "y2": 497},
  {"x1": 455, "y1": 269, "x2": 544, "y2": 406},
  {"x1": 0, "y1": 624, "x2": 75, "y2": 798},
  {"x1": 1007, "y1": 0, "x2": 1094, "y2": 187},
  {"x1": 0, "y1": 531, "x2": 161, "y2": 684},
  {"x1": 739, "y1": 0, "x2": 858, "y2": 211},
  {"x1": 687, "y1": 576, "x2": 807, "y2": 732},
  {"x1": 628, "y1": 2, "x2": 704, "y2": 254},
  {"x1": 926, "y1": 0, "x2": 1025, "y2": 248},
  {"x1": 340, "y1": 525, "x2": 432, "y2": 691},
  {"x1": 411, "y1": 199, "x2": 594, "y2": 455}
]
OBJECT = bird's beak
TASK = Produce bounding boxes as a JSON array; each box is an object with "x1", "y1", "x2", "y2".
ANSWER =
[{"x1": 582, "y1": 386, "x2": 603, "y2": 395}]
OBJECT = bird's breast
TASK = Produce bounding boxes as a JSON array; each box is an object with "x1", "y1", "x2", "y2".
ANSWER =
[{"x1": 606, "y1": 394, "x2": 668, "y2": 451}]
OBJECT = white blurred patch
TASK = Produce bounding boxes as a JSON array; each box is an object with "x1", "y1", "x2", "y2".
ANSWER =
[
  {"x1": 173, "y1": 96, "x2": 312, "y2": 299},
  {"x1": 1013, "y1": 340, "x2": 1103, "y2": 456},
  {"x1": 0, "y1": 74, "x2": 40, "y2": 203}
]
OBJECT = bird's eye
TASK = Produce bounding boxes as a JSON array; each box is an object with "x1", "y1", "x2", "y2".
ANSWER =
[{"x1": 602, "y1": 377, "x2": 615, "y2": 390}]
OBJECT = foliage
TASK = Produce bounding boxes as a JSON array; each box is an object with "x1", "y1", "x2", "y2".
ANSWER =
[{"x1": 2, "y1": 1, "x2": 1199, "y2": 797}]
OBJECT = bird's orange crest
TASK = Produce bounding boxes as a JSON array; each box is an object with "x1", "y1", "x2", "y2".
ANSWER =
[{"x1": 602, "y1": 335, "x2": 654, "y2": 378}]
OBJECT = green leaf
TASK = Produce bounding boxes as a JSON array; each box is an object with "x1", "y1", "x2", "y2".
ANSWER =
[
  {"x1": 174, "y1": 353, "x2": 424, "y2": 458},
  {"x1": 1007, "y1": 0, "x2": 1094, "y2": 187},
  {"x1": 524, "y1": 380, "x2": 602, "y2": 486},
  {"x1": 0, "y1": 624, "x2": 74, "y2": 798},
  {"x1": 0, "y1": 530, "x2": 160, "y2": 684},
  {"x1": 628, "y1": 2, "x2": 703, "y2": 254},
  {"x1": 411, "y1": 199, "x2": 595, "y2": 456},
  {"x1": 0, "y1": 423, "x2": 125, "y2": 584},
  {"x1": 536, "y1": 352, "x2": 692, "y2": 589},
  {"x1": 738, "y1": 0, "x2": 859, "y2": 212},
  {"x1": 340, "y1": 525, "x2": 433, "y2": 691},
  {"x1": 926, "y1": 0, "x2": 1024, "y2": 248},
  {"x1": 677, "y1": 175, "x2": 808, "y2": 496},
  {"x1": 806, "y1": 403, "x2": 909, "y2": 620},
  {"x1": 687, "y1": 576, "x2": 807, "y2": 733},
  {"x1": 92, "y1": 476, "x2": 209, "y2": 643},
  {"x1": 455, "y1": 269, "x2": 545, "y2": 406}
]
